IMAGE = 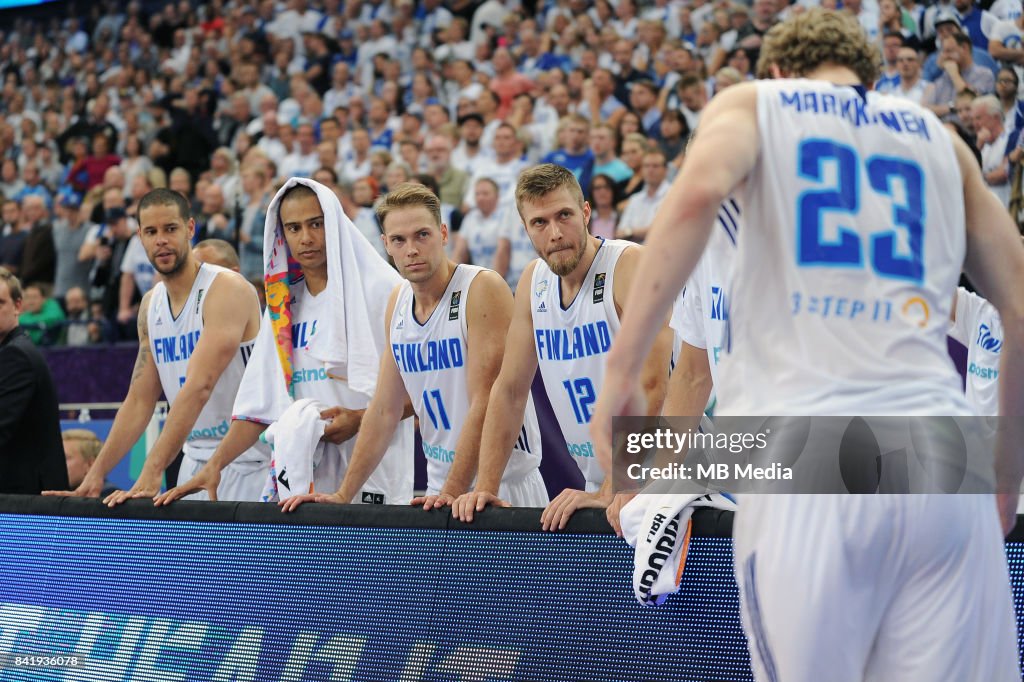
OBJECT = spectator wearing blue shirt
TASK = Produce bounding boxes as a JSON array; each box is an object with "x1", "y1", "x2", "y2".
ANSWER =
[
  {"x1": 13, "y1": 163, "x2": 52, "y2": 211},
  {"x1": 541, "y1": 114, "x2": 595, "y2": 193},
  {"x1": 923, "y1": 12, "x2": 1000, "y2": 80}
]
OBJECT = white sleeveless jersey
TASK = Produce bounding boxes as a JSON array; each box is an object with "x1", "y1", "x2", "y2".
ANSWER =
[
  {"x1": 949, "y1": 287, "x2": 1003, "y2": 416},
  {"x1": 391, "y1": 265, "x2": 542, "y2": 492},
  {"x1": 289, "y1": 281, "x2": 415, "y2": 502},
  {"x1": 531, "y1": 239, "x2": 634, "y2": 490},
  {"x1": 720, "y1": 80, "x2": 970, "y2": 415},
  {"x1": 148, "y1": 264, "x2": 263, "y2": 461},
  {"x1": 670, "y1": 199, "x2": 739, "y2": 389}
]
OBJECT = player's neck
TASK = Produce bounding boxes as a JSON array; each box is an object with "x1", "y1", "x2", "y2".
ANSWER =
[
  {"x1": 163, "y1": 259, "x2": 202, "y2": 306},
  {"x1": 411, "y1": 259, "x2": 456, "y2": 318},
  {"x1": 303, "y1": 266, "x2": 329, "y2": 296},
  {"x1": 802, "y1": 64, "x2": 861, "y2": 86}
]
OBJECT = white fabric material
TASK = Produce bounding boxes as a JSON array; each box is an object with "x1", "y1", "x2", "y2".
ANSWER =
[
  {"x1": 177, "y1": 449, "x2": 269, "y2": 502},
  {"x1": 724, "y1": 80, "x2": 971, "y2": 416},
  {"x1": 531, "y1": 239, "x2": 635, "y2": 490},
  {"x1": 259, "y1": 398, "x2": 328, "y2": 501},
  {"x1": 620, "y1": 490, "x2": 737, "y2": 606},
  {"x1": 949, "y1": 287, "x2": 1003, "y2": 416}
]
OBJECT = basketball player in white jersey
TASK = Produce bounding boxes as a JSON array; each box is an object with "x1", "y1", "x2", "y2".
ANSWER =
[
  {"x1": 592, "y1": 9, "x2": 1024, "y2": 680},
  {"x1": 44, "y1": 189, "x2": 267, "y2": 504},
  {"x1": 156, "y1": 182, "x2": 413, "y2": 506},
  {"x1": 452, "y1": 164, "x2": 673, "y2": 530},
  {"x1": 280, "y1": 184, "x2": 547, "y2": 512}
]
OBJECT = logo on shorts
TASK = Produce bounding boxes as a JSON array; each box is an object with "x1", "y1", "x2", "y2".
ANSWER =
[
  {"x1": 277, "y1": 468, "x2": 291, "y2": 491},
  {"x1": 361, "y1": 491, "x2": 385, "y2": 504}
]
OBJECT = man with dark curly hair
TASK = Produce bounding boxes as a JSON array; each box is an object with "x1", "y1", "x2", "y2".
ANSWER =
[{"x1": 592, "y1": 8, "x2": 1024, "y2": 681}]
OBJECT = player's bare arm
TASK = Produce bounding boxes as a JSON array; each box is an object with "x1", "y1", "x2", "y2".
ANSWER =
[
  {"x1": 281, "y1": 285, "x2": 413, "y2": 512},
  {"x1": 45, "y1": 290, "x2": 163, "y2": 498},
  {"x1": 105, "y1": 272, "x2": 261, "y2": 506},
  {"x1": 592, "y1": 83, "x2": 760, "y2": 474},
  {"x1": 425, "y1": 270, "x2": 515, "y2": 510},
  {"x1": 952, "y1": 130, "x2": 1024, "y2": 534},
  {"x1": 452, "y1": 260, "x2": 539, "y2": 522}
]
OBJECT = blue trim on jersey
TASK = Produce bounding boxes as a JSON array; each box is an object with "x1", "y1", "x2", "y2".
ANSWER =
[{"x1": 718, "y1": 205, "x2": 740, "y2": 245}]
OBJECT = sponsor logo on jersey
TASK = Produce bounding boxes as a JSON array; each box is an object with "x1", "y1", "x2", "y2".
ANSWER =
[
  {"x1": 187, "y1": 419, "x2": 230, "y2": 441},
  {"x1": 968, "y1": 362, "x2": 999, "y2": 380},
  {"x1": 565, "y1": 440, "x2": 596, "y2": 459},
  {"x1": 395, "y1": 315, "x2": 405, "y2": 330},
  {"x1": 449, "y1": 290, "x2": 461, "y2": 321},
  {"x1": 277, "y1": 467, "x2": 291, "y2": 491},
  {"x1": 535, "y1": 279, "x2": 548, "y2": 297},
  {"x1": 195, "y1": 289, "x2": 205, "y2": 315},
  {"x1": 901, "y1": 296, "x2": 930, "y2": 328},
  {"x1": 977, "y1": 323, "x2": 1003, "y2": 353},
  {"x1": 154, "y1": 314, "x2": 163, "y2": 327},
  {"x1": 536, "y1": 301, "x2": 547, "y2": 313},
  {"x1": 791, "y1": 291, "x2": 894, "y2": 324},
  {"x1": 422, "y1": 442, "x2": 456, "y2": 463},
  {"x1": 593, "y1": 272, "x2": 606, "y2": 303}
]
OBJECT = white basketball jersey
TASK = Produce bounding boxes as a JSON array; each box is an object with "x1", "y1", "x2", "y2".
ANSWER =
[
  {"x1": 671, "y1": 199, "x2": 739, "y2": 389},
  {"x1": 391, "y1": 265, "x2": 542, "y2": 493},
  {"x1": 531, "y1": 239, "x2": 634, "y2": 490},
  {"x1": 949, "y1": 287, "x2": 1003, "y2": 416},
  {"x1": 290, "y1": 281, "x2": 415, "y2": 502},
  {"x1": 720, "y1": 80, "x2": 971, "y2": 416},
  {"x1": 148, "y1": 264, "x2": 263, "y2": 461}
]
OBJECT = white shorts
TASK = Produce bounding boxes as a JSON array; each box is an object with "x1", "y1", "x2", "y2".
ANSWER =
[
  {"x1": 178, "y1": 451, "x2": 269, "y2": 502},
  {"x1": 733, "y1": 494, "x2": 1019, "y2": 682}
]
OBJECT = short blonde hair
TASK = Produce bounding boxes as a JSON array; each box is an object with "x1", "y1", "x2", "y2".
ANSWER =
[
  {"x1": 62, "y1": 429, "x2": 102, "y2": 462},
  {"x1": 375, "y1": 183, "x2": 442, "y2": 233},
  {"x1": 757, "y1": 8, "x2": 881, "y2": 86},
  {"x1": 515, "y1": 163, "x2": 585, "y2": 217}
]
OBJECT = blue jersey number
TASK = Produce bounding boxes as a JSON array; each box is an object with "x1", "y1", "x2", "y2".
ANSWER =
[
  {"x1": 422, "y1": 389, "x2": 451, "y2": 430},
  {"x1": 562, "y1": 378, "x2": 596, "y2": 424},
  {"x1": 797, "y1": 139, "x2": 924, "y2": 283}
]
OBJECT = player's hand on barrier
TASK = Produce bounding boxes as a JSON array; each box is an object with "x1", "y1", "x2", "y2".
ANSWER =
[
  {"x1": 998, "y1": 492, "x2": 1018, "y2": 536},
  {"x1": 451, "y1": 491, "x2": 510, "y2": 522},
  {"x1": 410, "y1": 492, "x2": 456, "y2": 511},
  {"x1": 153, "y1": 467, "x2": 220, "y2": 506},
  {"x1": 606, "y1": 491, "x2": 638, "y2": 538},
  {"x1": 43, "y1": 472, "x2": 104, "y2": 498},
  {"x1": 104, "y1": 471, "x2": 163, "y2": 507},
  {"x1": 320, "y1": 406, "x2": 361, "y2": 445},
  {"x1": 279, "y1": 491, "x2": 344, "y2": 512},
  {"x1": 540, "y1": 488, "x2": 610, "y2": 532}
]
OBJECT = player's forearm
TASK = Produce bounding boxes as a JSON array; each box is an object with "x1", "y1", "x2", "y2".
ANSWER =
[
  {"x1": 206, "y1": 418, "x2": 268, "y2": 473},
  {"x1": 475, "y1": 383, "x2": 530, "y2": 493},
  {"x1": 609, "y1": 195, "x2": 718, "y2": 377},
  {"x1": 142, "y1": 383, "x2": 215, "y2": 475},
  {"x1": 336, "y1": 403, "x2": 403, "y2": 502},
  {"x1": 443, "y1": 400, "x2": 487, "y2": 497},
  {"x1": 995, "y1": 325, "x2": 1024, "y2": 492},
  {"x1": 91, "y1": 396, "x2": 159, "y2": 479},
  {"x1": 663, "y1": 365, "x2": 712, "y2": 418}
]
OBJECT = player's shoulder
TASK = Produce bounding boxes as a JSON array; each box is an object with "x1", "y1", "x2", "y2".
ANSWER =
[{"x1": 207, "y1": 267, "x2": 258, "y2": 300}]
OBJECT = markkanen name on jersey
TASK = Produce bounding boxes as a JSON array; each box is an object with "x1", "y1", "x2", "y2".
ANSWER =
[
  {"x1": 392, "y1": 338, "x2": 465, "y2": 373},
  {"x1": 779, "y1": 90, "x2": 931, "y2": 140}
]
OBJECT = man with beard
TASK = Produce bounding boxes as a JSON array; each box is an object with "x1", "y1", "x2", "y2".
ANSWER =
[
  {"x1": 45, "y1": 189, "x2": 268, "y2": 503},
  {"x1": 452, "y1": 164, "x2": 673, "y2": 529}
]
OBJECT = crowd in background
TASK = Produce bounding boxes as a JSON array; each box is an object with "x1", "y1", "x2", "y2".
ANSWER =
[{"x1": 1, "y1": 0, "x2": 1022, "y2": 346}]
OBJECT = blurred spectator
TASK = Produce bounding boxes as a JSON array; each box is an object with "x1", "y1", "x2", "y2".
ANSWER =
[
  {"x1": 617, "y1": 149, "x2": 669, "y2": 242},
  {"x1": 0, "y1": 200, "x2": 25, "y2": 275},
  {"x1": 237, "y1": 162, "x2": 272, "y2": 279},
  {"x1": 924, "y1": 33, "x2": 996, "y2": 118},
  {"x1": 973, "y1": 95, "x2": 1015, "y2": 207},
  {"x1": 452, "y1": 113, "x2": 492, "y2": 178},
  {"x1": 67, "y1": 132, "x2": 121, "y2": 192},
  {"x1": 995, "y1": 68, "x2": 1024, "y2": 135},
  {"x1": 62, "y1": 286, "x2": 92, "y2": 346},
  {"x1": 888, "y1": 47, "x2": 927, "y2": 103},
  {"x1": 588, "y1": 174, "x2": 621, "y2": 240},
  {"x1": 195, "y1": 183, "x2": 233, "y2": 242},
  {"x1": 463, "y1": 123, "x2": 528, "y2": 210},
  {"x1": 423, "y1": 134, "x2": 468, "y2": 208},
  {"x1": 61, "y1": 429, "x2": 108, "y2": 493},
  {"x1": 18, "y1": 282, "x2": 65, "y2": 346},
  {"x1": 52, "y1": 191, "x2": 91, "y2": 300},
  {"x1": 0, "y1": 268, "x2": 66, "y2": 494},
  {"x1": 456, "y1": 178, "x2": 515, "y2": 279},
  {"x1": 14, "y1": 162, "x2": 53, "y2": 210},
  {"x1": 591, "y1": 124, "x2": 633, "y2": 183},
  {"x1": 658, "y1": 109, "x2": 690, "y2": 170},
  {"x1": 352, "y1": 176, "x2": 387, "y2": 259},
  {"x1": 617, "y1": 132, "x2": 651, "y2": 205},
  {"x1": 193, "y1": 238, "x2": 241, "y2": 272},
  {"x1": 542, "y1": 114, "x2": 595, "y2": 192},
  {"x1": 0, "y1": 159, "x2": 24, "y2": 199},
  {"x1": 341, "y1": 128, "x2": 373, "y2": 183},
  {"x1": 18, "y1": 195, "x2": 56, "y2": 288}
]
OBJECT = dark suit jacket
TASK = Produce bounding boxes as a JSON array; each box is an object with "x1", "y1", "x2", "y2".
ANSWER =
[{"x1": 0, "y1": 326, "x2": 67, "y2": 493}]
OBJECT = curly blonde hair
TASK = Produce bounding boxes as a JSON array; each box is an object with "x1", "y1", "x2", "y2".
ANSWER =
[{"x1": 757, "y1": 8, "x2": 881, "y2": 86}]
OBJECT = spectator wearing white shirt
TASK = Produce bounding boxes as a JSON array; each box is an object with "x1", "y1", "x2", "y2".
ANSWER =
[
  {"x1": 972, "y1": 95, "x2": 1013, "y2": 206},
  {"x1": 451, "y1": 113, "x2": 494, "y2": 179},
  {"x1": 888, "y1": 47, "x2": 928, "y2": 103},
  {"x1": 340, "y1": 128, "x2": 373, "y2": 184},
  {"x1": 278, "y1": 122, "x2": 320, "y2": 180},
  {"x1": 616, "y1": 149, "x2": 670, "y2": 242},
  {"x1": 455, "y1": 178, "x2": 516, "y2": 280},
  {"x1": 322, "y1": 62, "x2": 362, "y2": 115},
  {"x1": 462, "y1": 123, "x2": 529, "y2": 211}
]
